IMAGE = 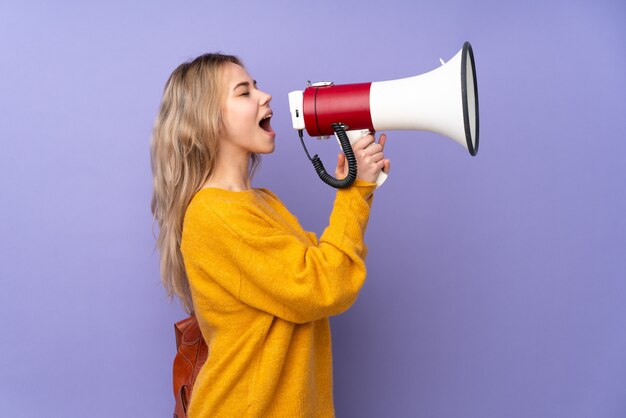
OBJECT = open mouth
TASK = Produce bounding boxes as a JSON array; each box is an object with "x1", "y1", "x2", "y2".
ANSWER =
[{"x1": 259, "y1": 113, "x2": 274, "y2": 133}]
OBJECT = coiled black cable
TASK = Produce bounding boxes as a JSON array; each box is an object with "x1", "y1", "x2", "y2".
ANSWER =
[{"x1": 298, "y1": 123, "x2": 357, "y2": 189}]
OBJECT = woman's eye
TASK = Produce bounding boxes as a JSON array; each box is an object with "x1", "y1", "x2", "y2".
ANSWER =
[{"x1": 241, "y1": 91, "x2": 250, "y2": 96}]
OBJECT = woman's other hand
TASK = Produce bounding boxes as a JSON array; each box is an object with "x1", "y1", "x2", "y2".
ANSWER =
[{"x1": 334, "y1": 133, "x2": 390, "y2": 183}]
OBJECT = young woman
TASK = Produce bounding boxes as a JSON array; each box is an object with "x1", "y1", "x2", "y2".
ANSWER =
[{"x1": 151, "y1": 53, "x2": 390, "y2": 417}]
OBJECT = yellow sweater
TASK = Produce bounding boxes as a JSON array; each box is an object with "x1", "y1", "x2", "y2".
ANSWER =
[{"x1": 181, "y1": 179, "x2": 376, "y2": 418}]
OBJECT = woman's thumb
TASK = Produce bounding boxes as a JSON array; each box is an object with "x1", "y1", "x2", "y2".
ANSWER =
[{"x1": 336, "y1": 153, "x2": 345, "y2": 176}]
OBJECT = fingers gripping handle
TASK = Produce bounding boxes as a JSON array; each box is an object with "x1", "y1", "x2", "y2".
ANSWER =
[{"x1": 337, "y1": 129, "x2": 389, "y2": 190}]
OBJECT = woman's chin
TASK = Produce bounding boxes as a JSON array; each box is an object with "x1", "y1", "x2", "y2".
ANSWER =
[
  {"x1": 256, "y1": 141, "x2": 275, "y2": 155},
  {"x1": 264, "y1": 132, "x2": 276, "y2": 152}
]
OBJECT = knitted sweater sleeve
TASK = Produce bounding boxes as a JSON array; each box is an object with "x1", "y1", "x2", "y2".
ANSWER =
[{"x1": 182, "y1": 179, "x2": 376, "y2": 324}]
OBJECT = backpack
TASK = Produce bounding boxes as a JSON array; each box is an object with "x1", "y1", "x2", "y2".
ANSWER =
[{"x1": 173, "y1": 316, "x2": 208, "y2": 418}]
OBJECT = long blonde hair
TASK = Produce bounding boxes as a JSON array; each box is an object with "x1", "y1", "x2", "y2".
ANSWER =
[{"x1": 150, "y1": 53, "x2": 261, "y2": 313}]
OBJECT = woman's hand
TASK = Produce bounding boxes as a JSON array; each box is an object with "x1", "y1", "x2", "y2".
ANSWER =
[{"x1": 334, "y1": 133, "x2": 390, "y2": 183}]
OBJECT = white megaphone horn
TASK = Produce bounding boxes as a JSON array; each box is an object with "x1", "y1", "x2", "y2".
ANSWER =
[{"x1": 288, "y1": 41, "x2": 479, "y2": 189}]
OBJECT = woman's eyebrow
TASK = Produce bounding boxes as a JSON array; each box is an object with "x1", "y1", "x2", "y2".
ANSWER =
[{"x1": 233, "y1": 80, "x2": 258, "y2": 90}]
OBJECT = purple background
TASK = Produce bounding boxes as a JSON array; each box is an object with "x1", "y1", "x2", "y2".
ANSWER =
[{"x1": 1, "y1": 1, "x2": 625, "y2": 417}]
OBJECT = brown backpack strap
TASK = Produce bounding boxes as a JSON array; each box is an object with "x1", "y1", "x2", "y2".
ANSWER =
[{"x1": 173, "y1": 315, "x2": 209, "y2": 418}]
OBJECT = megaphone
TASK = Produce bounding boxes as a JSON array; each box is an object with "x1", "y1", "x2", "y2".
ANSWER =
[{"x1": 288, "y1": 41, "x2": 479, "y2": 189}]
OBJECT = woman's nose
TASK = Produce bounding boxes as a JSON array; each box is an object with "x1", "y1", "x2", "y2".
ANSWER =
[{"x1": 260, "y1": 90, "x2": 272, "y2": 105}]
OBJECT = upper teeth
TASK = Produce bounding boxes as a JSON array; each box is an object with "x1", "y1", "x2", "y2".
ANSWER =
[{"x1": 262, "y1": 114, "x2": 272, "y2": 120}]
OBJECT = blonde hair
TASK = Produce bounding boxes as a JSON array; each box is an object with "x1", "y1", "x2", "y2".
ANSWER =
[{"x1": 150, "y1": 53, "x2": 262, "y2": 314}]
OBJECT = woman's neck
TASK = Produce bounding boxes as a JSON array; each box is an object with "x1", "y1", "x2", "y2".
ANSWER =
[{"x1": 203, "y1": 149, "x2": 252, "y2": 191}]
